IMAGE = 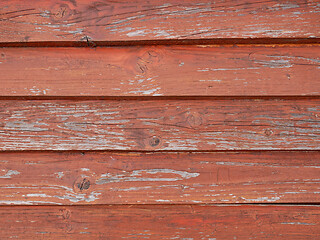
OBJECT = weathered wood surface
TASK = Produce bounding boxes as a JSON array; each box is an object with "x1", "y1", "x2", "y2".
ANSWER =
[
  {"x1": 1, "y1": 45, "x2": 320, "y2": 96},
  {"x1": 0, "y1": 0, "x2": 319, "y2": 43},
  {"x1": 0, "y1": 99, "x2": 319, "y2": 150},
  {"x1": 1, "y1": 151, "x2": 320, "y2": 205},
  {"x1": 1, "y1": 205, "x2": 320, "y2": 239}
]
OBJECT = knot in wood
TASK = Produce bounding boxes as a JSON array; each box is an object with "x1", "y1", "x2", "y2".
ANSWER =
[
  {"x1": 74, "y1": 176, "x2": 91, "y2": 193},
  {"x1": 264, "y1": 129, "x2": 273, "y2": 137},
  {"x1": 60, "y1": 209, "x2": 71, "y2": 220},
  {"x1": 51, "y1": 4, "x2": 71, "y2": 22},
  {"x1": 136, "y1": 50, "x2": 160, "y2": 74},
  {"x1": 78, "y1": 178, "x2": 90, "y2": 191},
  {"x1": 187, "y1": 112, "x2": 203, "y2": 128},
  {"x1": 65, "y1": 223, "x2": 73, "y2": 233},
  {"x1": 149, "y1": 136, "x2": 161, "y2": 147}
]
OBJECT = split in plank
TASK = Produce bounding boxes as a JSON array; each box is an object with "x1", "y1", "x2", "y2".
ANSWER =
[
  {"x1": 1, "y1": 45, "x2": 320, "y2": 96},
  {"x1": 0, "y1": 0, "x2": 319, "y2": 43},
  {"x1": 0, "y1": 151, "x2": 320, "y2": 205}
]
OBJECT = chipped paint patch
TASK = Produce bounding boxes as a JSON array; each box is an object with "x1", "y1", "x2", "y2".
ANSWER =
[
  {"x1": 97, "y1": 169, "x2": 199, "y2": 184},
  {"x1": 0, "y1": 170, "x2": 20, "y2": 179},
  {"x1": 127, "y1": 29, "x2": 147, "y2": 37},
  {"x1": 55, "y1": 172, "x2": 64, "y2": 179},
  {"x1": 54, "y1": 191, "x2": 101, "y2": 203}
]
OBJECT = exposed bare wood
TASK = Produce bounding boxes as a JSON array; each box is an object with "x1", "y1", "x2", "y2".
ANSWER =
[{"x1": 0, "y1": 99, "x2": 319, "y2": 150}]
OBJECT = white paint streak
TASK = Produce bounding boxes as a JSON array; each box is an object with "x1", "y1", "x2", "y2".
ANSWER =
[
  {"x1": 127, "y1": 29, "x2": 147, "y2": 37},
  {"x1": 26, "y1": 193, "x2": 49, "y2": 198},
  {"x1": 54, "y1": 191, "x2": 101, "y2": 203},
  {"x1": 0, "y1": 170, "x2": 20, "y2": 179},
  {"x1": 97, "y1": 169, "x2": 199, "y2": 184}
]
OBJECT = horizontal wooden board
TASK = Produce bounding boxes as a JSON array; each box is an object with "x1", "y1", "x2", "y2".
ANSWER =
[
  {"x1": 1, "y1": 151, "x2": 320, "y2": 205},
  {"x1": 1, "y1": 45, "x2": 320, "y2": 96},
  {"x1": 0, "y1": 99, "x2": 319, "y2": 150},
  {"x1": 0, "y1": 0, "x2": 319, "y2": 43},
  {"x1": 1, "y1": 205, "x2": 319, "y2": 239}
]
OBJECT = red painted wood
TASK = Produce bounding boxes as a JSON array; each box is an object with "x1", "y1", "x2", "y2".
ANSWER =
[
  {"x1": 0, "y1": 205, "x2": 319, "y2": 239},
  {"x1": 0, "y1": 151, "x2": 320, "y2": 205},
  {"x1": 1, "y1": 1, "x2": 319, "y2": 238},
  {"x1": 1, "y1": 45, "x2": 320, "y2": 96},
  {"x1": 0, "y1": 0, "x2": 319, "y2": 43},
  {"x1": 0, "y1": 99, "x2": 319, "y2": 151}
]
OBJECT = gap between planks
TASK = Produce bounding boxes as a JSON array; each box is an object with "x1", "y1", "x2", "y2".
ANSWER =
[
  {"x1": 0, "y1": 204, "x2": 319, "y2": 207},
  {"x1": 0, "y1": 39, "x2": 319, "y2": 48},
  {"x1": 0, "y1": 96, "x2": 320, "y2": 101}
]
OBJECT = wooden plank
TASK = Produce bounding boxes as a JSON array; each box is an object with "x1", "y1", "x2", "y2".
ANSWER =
[
  {"x1": 1, "y1": 45, "x2": 320, "y2": 96},
  {"x1": 0, "y1": 0, "x2": 319, "y2": 43},
  {"x1": 0, "y1": 99, "x2": 319, "y2": 151},
  {"x1": 1, "y1": 205, "x2": 319, "y2": 239},
  {"x1": 1, "y1": 151, "x2": 320, "y2": 205}
]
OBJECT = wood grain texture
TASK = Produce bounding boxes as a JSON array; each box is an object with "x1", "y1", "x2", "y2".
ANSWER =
[
  {"x1": 1, "y1": 151, "x2": 320, "y2": 205},
  {"x1": 0, "y1": 0, "x2": 319, "y2": 43},
  {"x1": 0, "y1": 99, "x2": 319, "y2": 151},
  {"x1": 1, "y1": 205, "x2": 320, "y2": 239},
  {"x1": 1, "y1": 45, "x2": 320, "y2": 96}
]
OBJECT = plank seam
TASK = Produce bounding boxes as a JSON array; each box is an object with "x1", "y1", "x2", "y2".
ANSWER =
[
  {"x1": 0, "y1": 96, "x2": 320, "y2": 100},
  {"x1": 0, "y1": 38, "x2": 319, "y2": 48}
]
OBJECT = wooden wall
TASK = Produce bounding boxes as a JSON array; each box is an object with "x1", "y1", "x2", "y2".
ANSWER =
[{"x1": 0, "y1": 0, "x2": 320, "y2": 239}]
